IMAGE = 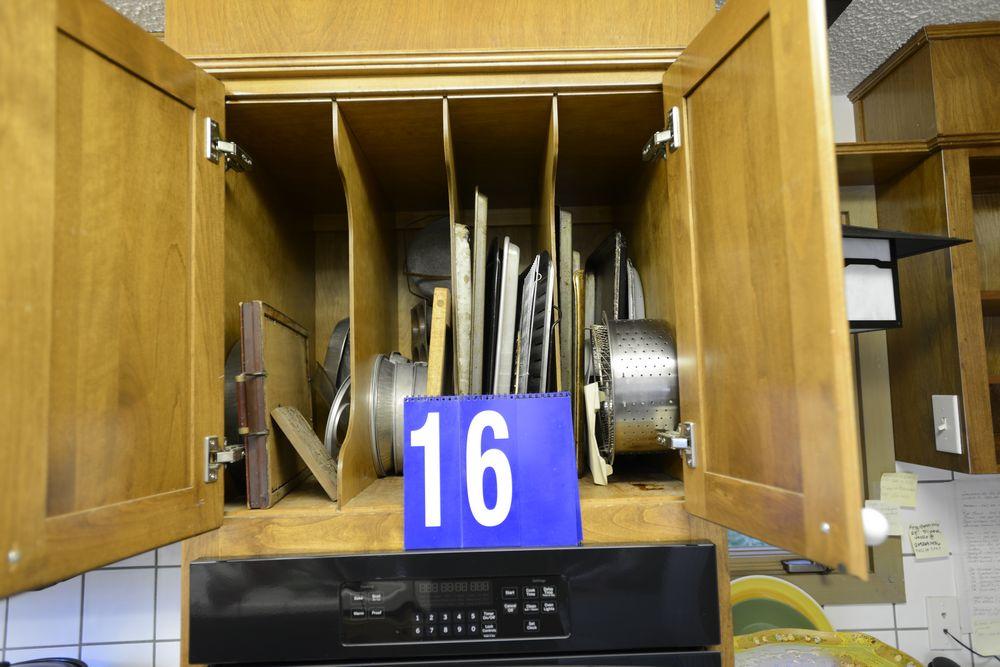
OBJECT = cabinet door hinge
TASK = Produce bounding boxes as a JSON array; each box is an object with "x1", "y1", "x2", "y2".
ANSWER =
[
  {"x1": 203, "y1": 435, "x2": 246, "y2": 483},
  {"x1": 657, "y1": 421, "x2": 696, "y2": 469},
  {"x1": 205, "y1": 118, "x2": 253, "y2": 172},
  {"x1": 642, "y1": 106, "x2": 682, "y2": 161}
]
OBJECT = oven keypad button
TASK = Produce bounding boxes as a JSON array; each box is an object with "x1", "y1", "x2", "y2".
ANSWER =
[
  {"x1": 541, "y1": 585, "x2": 557, "y2": 598},
  {"x1": 524, "y1": 619, "x2": 540, "y2": 633},
  {"x1": 542, "y1": 601, "x2": 557, "y2": 614},
  {"x1": 522, "y1": 601, "x2": 540, "y2": 614}
]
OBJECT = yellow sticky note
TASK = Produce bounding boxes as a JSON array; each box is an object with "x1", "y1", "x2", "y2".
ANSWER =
[
  {"x1": 973, "y1": 619, "x2": 1000, "y2": 657},
  {"x1": 865, "y1": 499, "x2": 902, "y2": 536},
  {"x1": 881, "y1": 472, "x2": 918, "y2": 508},
  {"x1": 909, "y1": 522, "x2": 949, "y2": 559}
]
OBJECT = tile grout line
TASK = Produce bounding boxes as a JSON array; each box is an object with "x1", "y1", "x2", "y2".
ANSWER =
[
  {"x1": 78, "y1": 573, "x2": 86, "y2": 660},
  {"x1": 153, "y1": 549, "x2": 159, "y2": 667},
  {"x1": 3, "y1": 589, "x2": 10, "y2": 661}
]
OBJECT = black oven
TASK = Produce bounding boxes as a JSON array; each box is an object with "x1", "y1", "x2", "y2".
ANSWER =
[{"x1": 189, "y1": 543, "x2": 720, "y2": 666}]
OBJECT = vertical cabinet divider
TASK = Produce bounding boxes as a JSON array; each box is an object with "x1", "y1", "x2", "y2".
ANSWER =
[
  {"x1": 536, "y1": 96, "x2": 563, "y2": 391},
  {"x1": 332, "y1": 102, "x2": 395, "y2": 507},
  {"x1": 444, "y1": 97, "x2": 470, "y2": 394}
]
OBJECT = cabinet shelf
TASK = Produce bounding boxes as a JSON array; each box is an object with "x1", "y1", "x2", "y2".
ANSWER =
[
  {"x1": 982, "y1": 290, "x2": 1000, "y2": 317},
  {"x1": 835, "y1": 141, "x2": 930, "y2": 186}
]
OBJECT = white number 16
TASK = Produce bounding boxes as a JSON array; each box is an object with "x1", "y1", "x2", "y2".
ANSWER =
[{"x1": 410, "y1": 410, "x2": 513, "y2": 528}]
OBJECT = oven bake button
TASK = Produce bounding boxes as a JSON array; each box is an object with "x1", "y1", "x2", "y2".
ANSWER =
[
  {"x1": 503, "y1": 602, "x2": 518, "y2": 615},
  {"x1": 522, "y1": 586, "x2": 538, "y2": 598},
  {"x1": 502, "y1": 586, "x2": 518, "y2": 599},
  {"x1": 523, "y1": 619, "x2": 540, "y2": 633},
  {"x1": 349, "y1": 592, "x2": 365, "y2": 604},
  {"x1": 522, "y1": 602, "x2": 540, "y2": 614},
  {"x1": 540, "y1": 585, "x2": 557, "y2": 598},
  {"x1": 542, "y1": 601, "x2": 557, "y2": 614},
  {"x1": 481, "y1": 609, "x2": 497, "y2": 621}
]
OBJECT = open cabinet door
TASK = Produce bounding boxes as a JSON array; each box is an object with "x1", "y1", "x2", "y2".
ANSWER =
[
  {"x1": 666, "y1": 0, "x2": 867, "y2": 576},
  {"x1": 0, "y1": 0, "x2": 225, "y2": 596}
]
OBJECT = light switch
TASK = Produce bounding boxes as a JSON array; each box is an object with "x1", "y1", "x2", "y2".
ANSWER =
[{"x1": 932, "y1": 395, "x2": 962, "y2": 455}]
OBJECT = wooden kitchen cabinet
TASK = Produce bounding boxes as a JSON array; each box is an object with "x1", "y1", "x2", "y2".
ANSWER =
[
  {"x1": 2, "y1": 0, "x2": 878, "y2": 653},
  {"x1": 848, "y1": 23, "x2": 1000, "y2": 474}
]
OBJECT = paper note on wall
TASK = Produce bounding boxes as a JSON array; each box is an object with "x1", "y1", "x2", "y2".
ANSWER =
[
  {"x1": 881, "y1": 472, "x2": 918, "y2": 508},
  {"x1": 973, "y1": 618, "x2": 1000, "y2": 656},
  {"x1": 909, "y1": 522, "x2": 948, "y2": 559},
  {"x1": 955, "y1": 479, "x2": 1000, "y2": 634},
  {"x1": 865, "y1": 499, "x2": 902, "y2": 536}
]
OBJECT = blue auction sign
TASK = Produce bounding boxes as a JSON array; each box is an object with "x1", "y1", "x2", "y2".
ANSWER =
[{"x1": 403, "y1": 393, "x2": 581, "y2": 550}]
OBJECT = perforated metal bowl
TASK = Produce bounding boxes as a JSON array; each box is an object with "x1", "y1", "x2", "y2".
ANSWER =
[{"x1": 590, "y1": 318, "x2": 679, "y2": 461}]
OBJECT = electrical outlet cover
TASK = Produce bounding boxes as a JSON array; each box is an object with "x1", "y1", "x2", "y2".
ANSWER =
[
  {"x1": 927, "y1": 595, "x2": 962, "y2": 650},
  {"x1": 932, "y1": 395, "x2": 962, "y2": 455}
]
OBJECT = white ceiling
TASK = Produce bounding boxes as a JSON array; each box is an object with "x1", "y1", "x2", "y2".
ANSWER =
[
  {"x1": 827, "y1": 0, "x2": 1000, "y2": 93},
  {"x1": 108, "y1": 0, "x2": 1000, "y2": 95}
]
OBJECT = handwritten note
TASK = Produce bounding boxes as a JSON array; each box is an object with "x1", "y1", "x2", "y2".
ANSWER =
[
  {"x1": 865, "y1": 499, "x2": 902, "y2": 536},
  {"x1": 955, "y1": 480, "x2": 1000, "y2": 634},
  {"x1": 909, "y1": 522, "x2": 949, "y2": 559},
  {"x1": 973, "y1": 618, "x2": 1000, "y2": 656},
  {"x1": 881, "y1": 472, "x2": 918, "y2": 508}
]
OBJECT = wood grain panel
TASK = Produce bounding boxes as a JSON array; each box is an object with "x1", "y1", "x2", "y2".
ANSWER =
[
  {"x1": 536, "y1": 97, "x2": 561, "y2": 390},
  {"x1": 973, "y1": 192, "x2": 1000, "y2": 290},
  {"x1": 449, "y1": 95, "x2": 551, "y2": 209},
  {"x1": 0, "y1": 0, "x2": 56, "y2": 596},
  {"x1": 557, "y1": 92, "x2": 663, "y2": 206},
  {"x1": 881, "y1": 151, "x2": 997, "y2": 473},
  {"x1": 166, "y1": 0, "x2": 715, "y2": 58},
  {"x1": 855, "y1": 43, "x2": 937, "y2": 141},
  {"x1": 339, "y1": 98, "x2": 448, "y2": 212},
  {"x1": 931, "y1": 36, "x2": 1000, "y2": 137},
  {"x1": 835, "y1": 141, "x2": 931, "y2": 186},
  {"x1": 314, "y1": 232, "x2": 350, "y2": 368},
  {"x1": 665, "y1": 0, "x2": 866, "y2": 576},
  {"x1": 3, "y1": 0, "x2": 226, "y2": 597},
  {"x1": 333, "y1": 102, "x2": 396, "y2": 505},
  {"x1": 227, "y1": 101, "x2": 344, "y2": 215},
  {"x1": 622, "y1": 159, "x2": 674, "y2": 326},
  {"x1": 47, "y1": 32, "x2": 193, "y2": 514}
]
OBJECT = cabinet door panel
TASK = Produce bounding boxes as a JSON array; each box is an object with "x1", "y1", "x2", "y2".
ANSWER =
[
  {"x1": 0, "y1": 0, "x2": 225, "y2": 596},
  {"x1": 665, "y1": 0, "x2": 867, "y2": 575}
]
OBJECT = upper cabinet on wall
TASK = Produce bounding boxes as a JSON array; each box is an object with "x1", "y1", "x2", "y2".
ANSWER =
[{"x1": 850, "y1": 23, "x2": 1000, "y2": 475}]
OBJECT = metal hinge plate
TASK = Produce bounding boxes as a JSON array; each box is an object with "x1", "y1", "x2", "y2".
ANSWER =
[
  {"x1": 203, "y1": 436, "x2": 246, "y2": 483},
  {"x1": 642, "y1": 106, "x2": 682, "y2": 161},
  {"x1": 658, "y1": 421, "x2": 696, "y2": 468},
  {"x1": 205, "y1": 118, "x2": 254, "y2": 172}
]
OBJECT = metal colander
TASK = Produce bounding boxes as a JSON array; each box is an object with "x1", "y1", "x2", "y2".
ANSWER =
[{"x1": 590, "y1": 318, "x2": 679, "y2": 462}]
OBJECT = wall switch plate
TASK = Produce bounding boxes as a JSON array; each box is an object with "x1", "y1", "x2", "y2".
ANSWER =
[
  {"x1": 932, "y1": 395, "x2": 962, "y2": 455},
  {"x1": 927, "y1": 595, "x2": 962, "y2": 650}
]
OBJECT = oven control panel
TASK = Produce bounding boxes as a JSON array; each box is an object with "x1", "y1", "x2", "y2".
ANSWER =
[{"x1": 341, "y1": 576, "x2": 568, "y2": 644}]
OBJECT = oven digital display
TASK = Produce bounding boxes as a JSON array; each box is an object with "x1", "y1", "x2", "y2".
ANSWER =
[{"x1": 414, "y1": 579, "x2": 491, "y2": 606}]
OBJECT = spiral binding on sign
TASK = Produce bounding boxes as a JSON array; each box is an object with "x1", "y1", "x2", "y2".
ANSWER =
[{"x1": 404, "y1": 391, "x2": 571, "y2": 402}]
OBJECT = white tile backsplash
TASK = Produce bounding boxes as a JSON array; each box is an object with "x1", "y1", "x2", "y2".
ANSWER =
[
  {"x1": 106, "y1": 550, "x2": 157, "y2": 568},
  {"x1": 155, "y1": 640, "x2": 181, "y2": 667},
  {"x1": 157, "y1": 542, "x2": 183, "y2": 567},
  {"x1": 81, "y1": 641, "x2": 154, "y2": 667},
  {"x1": 5, "y1": 645, "x2": 80, "y2": 662},
  {"x1": 6, "y1": 576, "x2": 82, "y2": 648},
  {"x1": 82, "y1": 569, "x2": 156, "y2": 643},
  {"x1": 898, "y1": 628, "x2": 973, "y2": 666},
  {"x1": 823, "y1": 603, "x2": 895, "y2": 630},
  {"x1": 896, "y1": 556, "x2": 958, "y2": 628},
  {"x1": 155, "y1": 568, "x2": 181, "y2": 640}
]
